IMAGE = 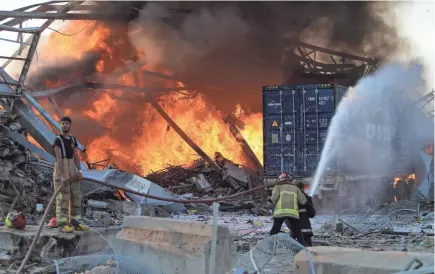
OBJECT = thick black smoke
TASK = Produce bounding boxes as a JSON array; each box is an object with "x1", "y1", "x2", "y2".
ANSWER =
[
  {"x1": 129, "y1": 1, "x2": 400, "y2": 112},
  {"x1": 28, "y1": 2, "x2": 399, "y2": 112}
]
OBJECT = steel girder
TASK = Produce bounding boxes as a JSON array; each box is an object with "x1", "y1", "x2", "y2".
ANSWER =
[{"x1": 282, "y1": 38, "x2": 379, "y2": 80}]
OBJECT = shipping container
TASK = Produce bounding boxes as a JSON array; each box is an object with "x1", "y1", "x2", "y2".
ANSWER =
[
  {"x1": 262, "y1": 84, "x2": 347, "y2": 177},
  {"x1": 262, "y1": 84, "x2": 420, "y2": 179}
]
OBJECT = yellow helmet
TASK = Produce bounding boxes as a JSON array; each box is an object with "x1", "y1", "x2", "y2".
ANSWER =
[{"x1": 5, "y1": 213, "x2": 14, "y2": 228}]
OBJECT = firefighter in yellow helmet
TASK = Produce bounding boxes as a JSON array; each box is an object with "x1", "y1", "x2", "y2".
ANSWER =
[
  {"x1": 53, "y1": 116, "x2": 88, "y2": 233},
  {"x1": 269, "y1": 172, "x2": 307, "y2": 246}
]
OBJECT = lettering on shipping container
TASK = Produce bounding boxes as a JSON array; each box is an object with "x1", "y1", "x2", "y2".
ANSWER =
[
  {"x1": 272, "y1": 134, "x2": 279, "y2": 144},
  {"x1": 268, "y1": 103, "x2": 281, "y2": 107},
  {"x1": 320, "y1": 132, "x2": 327, "y2": 142},
  {"x1": 319, "y1": 118, "x2": 328, "y2": 127},
  {"x1": 318, "y1": 96, "x2": 331, "y2": 106},
  {"x1": 307, "y1": 97, "x2": 316, "y2": 102},
  {"x1": 366, "y1": 123, "x2": 395, "y2": 143}
]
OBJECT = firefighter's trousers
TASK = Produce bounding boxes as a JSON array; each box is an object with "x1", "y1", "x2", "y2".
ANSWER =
[{"x1": 53, "y1": 158, "x2": 82, "y2": 226}]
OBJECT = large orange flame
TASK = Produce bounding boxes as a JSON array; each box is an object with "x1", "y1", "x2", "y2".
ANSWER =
[{"x1": 31, "y1": 21, "x2": 263, "y2": 175}]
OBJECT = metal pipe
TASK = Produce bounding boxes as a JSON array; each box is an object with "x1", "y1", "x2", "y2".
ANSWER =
[
  {"x1": 16, "y1": 32, "x2": 40, "y2": 92},
  {"x1": 0, "y1": 10, "x2": 128, "y2": 21},
  {"x1": 0, "y1": 81, "x2": 19, "y2": 86},
  {"x1": 221, "y1": 113, "x2": 264, "y2": 175},
  {"x1": 22, "y1": 92, "x2": 86, "y2": 153},
  {"x1": 0, "y1": 25, "x2": 41, "y2": 33},
  {"x1": 0, "y1": 37, "x2": 31, "y2": 45},
  {"x1": 87, "y1": 199, "x2": 108, "y2": 209}
]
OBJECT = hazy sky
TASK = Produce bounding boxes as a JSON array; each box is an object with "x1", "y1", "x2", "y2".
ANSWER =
[
  {"x1": 0, "y1": 0, "x2": 63, "y2": 68},
  {"x1": 393, "y1": 1, "x2": 434, "y2": 89}
]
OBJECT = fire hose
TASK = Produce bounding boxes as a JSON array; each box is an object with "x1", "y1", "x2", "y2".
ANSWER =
[
  {"x1": 17, "y1": 176, "x2": 286, "y2": 273},
  {"x1": 16, "y1": 178, "x2": 75, "y2": 274}
]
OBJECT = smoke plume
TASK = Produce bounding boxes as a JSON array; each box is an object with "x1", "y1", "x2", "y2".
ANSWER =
[{"x1": 128, "y1": 1, "x2": 400, "y2": 112}]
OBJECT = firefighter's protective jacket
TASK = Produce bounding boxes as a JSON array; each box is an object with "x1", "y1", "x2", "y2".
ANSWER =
[
  {"x1": 299, "y1": 194, "x2": 315, "y2": 237},
  {"x1": 271, "y1": 181, "x2": 307, "y2": 219}
]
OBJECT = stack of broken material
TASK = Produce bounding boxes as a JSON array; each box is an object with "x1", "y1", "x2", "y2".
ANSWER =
[
  {"x1": 146, "y1": 157, "x2": 262, "y2": 198},
  {"x1": 0, "y1": 108, "x2": 53, "y2": 218},
  {"x1": 83, "y1": 198, "x2": 173, "y2": 227}
]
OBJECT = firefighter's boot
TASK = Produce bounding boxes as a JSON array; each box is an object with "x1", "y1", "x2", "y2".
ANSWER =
[
  {"x1": 60, "y1": 224, "x2": 75, "y2": 233},
  {"x1": 71, "y1": 218, "x2": 89, "y2": 231}
]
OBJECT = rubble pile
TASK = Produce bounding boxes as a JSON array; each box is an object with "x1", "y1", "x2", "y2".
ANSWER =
[
  {"x1": 83, "y1": 198, "x2": 172, "y2": 227},
  {"x1": 146, "y1": 157, "x2": 262, "y2": 198},
  {"x1": 0, "y1": 108, "x2": 53, "y2": 218}
]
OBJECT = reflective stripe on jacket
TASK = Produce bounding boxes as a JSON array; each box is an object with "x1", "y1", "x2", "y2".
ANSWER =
[{"x1": 271, "y1": 182, "x2": 307, "y2": 219}]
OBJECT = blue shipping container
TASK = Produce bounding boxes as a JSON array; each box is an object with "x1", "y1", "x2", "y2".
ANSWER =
[{"x1": 262, "y1": 84, "x2": 347, "y2": 177}]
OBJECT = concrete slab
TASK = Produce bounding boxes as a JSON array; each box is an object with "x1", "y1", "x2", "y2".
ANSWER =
[
  {"x1": 116, "y1": 216, "x2": 235, "y2": 274},
  {"x1": 0, "y1": 225, "x2": 123, "y2": 264},
  {"x1": 293, "y1": 246, "x2": 434, "y2": 274},
  {"x1": 0, "y1": 225, "x2": 80, "y2": 263}
]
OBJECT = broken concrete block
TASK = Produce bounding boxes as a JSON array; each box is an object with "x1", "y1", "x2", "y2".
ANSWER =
[
  {"x1": 293, "y1": 246, "x2": 434, "y2": 274},
  {"x1": 116, "y1": 216, "x2": 234, "y2": 274},
  {"x1": 190, "y1": 174, "x2": 213, "y2": 192},
  {"x1": 224, "y1": 162, "x2": 249, "y2": 187},
  {"x1": 155, "y1": 206, "x2": 171, "y2": 218},
  {"x1": 335, "y1": 222, "x2": 343, "y2": 233}
]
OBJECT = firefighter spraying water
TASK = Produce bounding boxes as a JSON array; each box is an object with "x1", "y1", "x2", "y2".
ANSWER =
[{"x1": 269, "y1": 173, "x2": 308, "y2": 246}]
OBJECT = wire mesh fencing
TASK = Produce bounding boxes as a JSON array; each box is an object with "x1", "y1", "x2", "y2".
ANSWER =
[
  {"x1": 53, "y1": 227, "x2": 152, "y2": 274},
  {"x1": 54, "y1": 254, "x2": 152, "y2": 274},
  {"x1": 334, "y1": 201, "x2": 431, "y2": 235},
  {"x1": 231, "y1": 233, "x2": 315, "y2": 274}
]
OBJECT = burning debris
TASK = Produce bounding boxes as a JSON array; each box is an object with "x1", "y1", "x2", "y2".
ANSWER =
[{"x1": 146, "y1": 155, "x2": 261, "y2": 196}]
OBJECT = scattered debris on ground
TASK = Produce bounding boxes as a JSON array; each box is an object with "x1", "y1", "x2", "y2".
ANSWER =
[{"x1": 174, "y1": 200, "x2": 435, "y2": 255}]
